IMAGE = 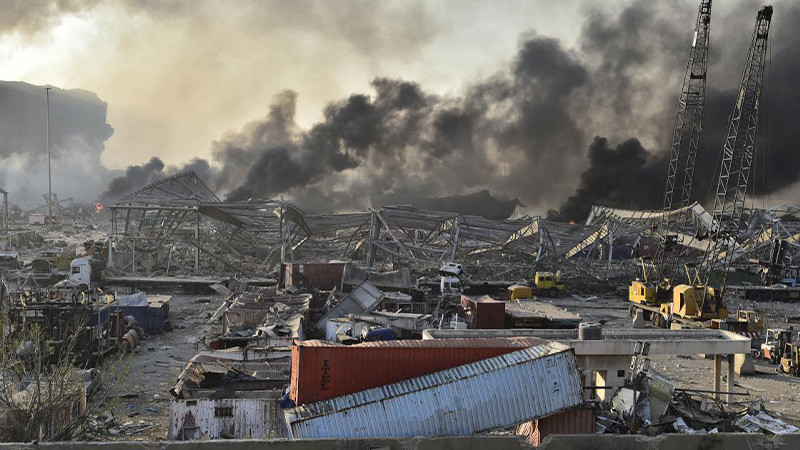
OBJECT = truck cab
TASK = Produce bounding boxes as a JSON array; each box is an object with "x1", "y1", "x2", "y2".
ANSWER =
[
  {"x1": 533, "y1": 271, "x2": 565, "y2": 297},
  {"x1": 69, "y1": 256, "x2": 103, "y2": 290}
]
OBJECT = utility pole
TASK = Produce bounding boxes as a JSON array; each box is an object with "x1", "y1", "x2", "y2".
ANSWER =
[{"x1": 45, "y1": 87, "x2": 53, "y2": 226}]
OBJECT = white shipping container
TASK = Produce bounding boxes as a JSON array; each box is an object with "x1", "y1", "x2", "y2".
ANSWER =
[
  {"x1": 170, "y1": 396, "x2": 287, "y2": 440},
  {"x1": 284, "y1": 342, "x2": 582, "y2": 438}
]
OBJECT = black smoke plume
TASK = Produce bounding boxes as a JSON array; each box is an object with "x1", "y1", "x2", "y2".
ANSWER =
[
  {"x1": 555, "y1": 138, "x2": 664, "y2": 221},
  {"x1": 103, "y1": 1, "x2": 800, "y2": 220}
]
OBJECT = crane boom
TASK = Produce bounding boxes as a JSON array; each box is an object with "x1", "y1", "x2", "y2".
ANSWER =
[
  {"x1": 654, "y1": 0, "x2": 712, "y2": 282},
  {"x1": 703, "y1": 5, "x2": 773, "y2": 289},
  {"x1": 661, "y1": 0, "x2": 712, "y2": 225}
]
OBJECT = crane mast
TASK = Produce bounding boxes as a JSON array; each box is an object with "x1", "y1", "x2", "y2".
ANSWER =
[
  {"x1": 703, "y1": 5, "x2": 773, "y2": 293},
  {"x1": 661, "y1": 0, "x2": 712, "y2": 225},
  {"x1": 629, "y1": 5, "x2": 774, "y2": 329},
  {"x1": 652, "y1": 0, "x2": 712, "y2": 283}
]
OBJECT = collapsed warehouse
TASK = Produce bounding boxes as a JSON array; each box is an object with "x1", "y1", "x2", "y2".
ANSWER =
[
  {"x1": 2, "y1": 0, "x2": 800, "y2": 447},
  {"x1": 3, "y1": 163, "x2": 800, "y2": 442},
  {"x1": 106, "y1": 171, "x2": 800, "y2": 293}
]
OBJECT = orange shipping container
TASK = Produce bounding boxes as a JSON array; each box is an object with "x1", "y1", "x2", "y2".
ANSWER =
[
  {"x1": 290, "y1": 337, "x2": 547, "y2": 405},
  {"x1": 461, "y1": 295, "x2": 506, "y2": 329},
  {"x1": 516, "y1": 407, "x2": 596, "y2": 446}
]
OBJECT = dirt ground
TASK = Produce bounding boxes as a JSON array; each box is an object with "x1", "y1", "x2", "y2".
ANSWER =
[
  {"x1": 91, "y1": 285, "x2": 800, "y2": 440},
  {"x1": 92, "y1": 292, "x2": 221, "y2": 441}
]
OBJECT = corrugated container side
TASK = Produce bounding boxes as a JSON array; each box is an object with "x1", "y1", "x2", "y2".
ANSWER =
[
  {"x1": 285, "y1": 343, "x2": 583, "y2": 438},
  {"x1": 290, "y1": 337, "x2": 547, "y2": 405},
  {"x1": 516, "y1": 407, "x2": 596, "y2": 446},
  {"x1": 461, "y1": 295, "x2": 506, "y2": 329},
  {"x1": 118, "y1": 306, "x2": 148, "y2": 332},
  {"x1": 147, "y1": 304, "x2": 165, "y2": 334},
  {"x1": 474, "y1": 299, "x2": 506, "y2": 329},
  {"x1": 169, "y1": 396, "x2": 286, "y2": 440}
]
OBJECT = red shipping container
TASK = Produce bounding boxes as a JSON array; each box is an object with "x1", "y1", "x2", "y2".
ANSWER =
[
  {"x1": 290, "y1": 337, "x2": 547, "y2": 405},
  {"x1": 461, "y1": 295, "x2": 506, "y2": 329},
  {"x1": 516, "y1": 408, "x2": 596, "y2": 446}
]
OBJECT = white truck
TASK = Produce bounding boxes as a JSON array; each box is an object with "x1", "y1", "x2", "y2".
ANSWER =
[{"x1": 64, "y1": 256, "x2": 104, "y2": 291}]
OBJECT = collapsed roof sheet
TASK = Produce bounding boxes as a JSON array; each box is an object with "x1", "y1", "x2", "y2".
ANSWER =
[{"x1": 117, "y1": 171, "x2": 220, "y2": 205}]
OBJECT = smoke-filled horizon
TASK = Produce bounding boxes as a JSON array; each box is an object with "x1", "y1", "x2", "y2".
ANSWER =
[
  {"x1": 102, "y1": 0, "x2": 800, "y2": 219},
  {"x1": 3, "y1": 1, "x2": 799, "y2": 219}
]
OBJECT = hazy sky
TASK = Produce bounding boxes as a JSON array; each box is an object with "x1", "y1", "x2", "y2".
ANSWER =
[
  {"x1": 1, "y1": 0, "x2": 797, "y2": 212},
  {"x1": 0, "y1": 0, "x2": 586, "y2": 170}
]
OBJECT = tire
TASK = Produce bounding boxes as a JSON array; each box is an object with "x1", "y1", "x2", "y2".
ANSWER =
[{"x1": 549, "y1": 288, "x2": 558, "y2": 298}]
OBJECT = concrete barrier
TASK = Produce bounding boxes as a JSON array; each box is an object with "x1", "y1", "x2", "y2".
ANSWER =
[
  {"x1": 540, "y1": 433, "x2": 798, "y2": 450},
  {"x1": 1, "y1": 434, "x2": 799, "y2": 450},
  {"x1": 0, "y1": 437, "x2": 533, "y2": 450}
]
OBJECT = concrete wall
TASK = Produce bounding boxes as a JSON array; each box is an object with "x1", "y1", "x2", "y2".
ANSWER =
[
  {"x1": 540, "y1": 433, "x2": 800, "y2": 450},
  {"x1": 578, "y1": 354, "x2": 630, "y2": 401},
  {"x1": 0, "y1": 437, "x2": 530, "y2": 450},
  {"x1": 2, "y1": 434, "x2": 799, "y2": 449}
]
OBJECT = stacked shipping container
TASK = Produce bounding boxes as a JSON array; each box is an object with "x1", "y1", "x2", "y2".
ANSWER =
[
  {"x1": 290, "y1": 337, "x2": 546, "y2": 405},
  {"x1": 285, "y1": 343, "x2": 583, "y2": 438}
]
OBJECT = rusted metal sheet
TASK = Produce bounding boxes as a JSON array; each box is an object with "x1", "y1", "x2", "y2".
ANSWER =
[
  {"x1": 285, "y1": 342, "x2": 582, "y2": 438},
  {"x1": 222, "y1": 307, "x2": 270, "y2": 334},
  {"x1": 285, "y1": 262, "x2": 346, "y2": 291},
  {"x1": 461, "y1": 295, "x2": 506, "y2": 329},
  {"x1": 169, "y1": 395, "x2": 287, "y2": 440},
  {"x1": 290, "y1": 337, "x2": 547, "y2": 405},
  {"x1": 516, "y1": 407, "x2": 596, "y2": 446}
]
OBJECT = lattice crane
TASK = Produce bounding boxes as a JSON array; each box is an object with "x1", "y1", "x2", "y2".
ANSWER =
[
  {"x1": 700, "y1": 5, "x2": 773, "y2": 295},
  {"x1": 653, "y1": 0, "x2": 712, "y2": 283}
]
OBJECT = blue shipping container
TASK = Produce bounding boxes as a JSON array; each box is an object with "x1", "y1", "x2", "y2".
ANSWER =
[{"x1": 147, "y1": 304, "x2": 166, "y2": 334}]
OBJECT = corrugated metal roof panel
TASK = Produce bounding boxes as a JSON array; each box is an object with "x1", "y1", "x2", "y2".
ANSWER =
[
  {"x1": 285, "y1": 342, "x2": 582, "y2": 438},
  {"x1": 285, "y1": 263, "x2": 346, "y2": 291},
  {"x1": 297, "y1": 337, "x2": 546, "y2": 348},
  {"x1": 290, "y1": 337, "x2": 549, "y2": 404},
  {"x1": 315, "y1": 281, "x2": 384, "y2": 331}
]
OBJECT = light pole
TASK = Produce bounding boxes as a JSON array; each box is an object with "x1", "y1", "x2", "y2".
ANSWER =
[{"x1": 45, "y1": 87, "x2": 52, "y2": 225}]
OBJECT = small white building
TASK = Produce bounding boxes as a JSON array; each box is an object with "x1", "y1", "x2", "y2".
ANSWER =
[
  {"x1": 28, "y1": 213, "x2": 46, "y2": 225},
  {"x1": 169, "y1": 355, "x2": 290, "y2": 440}
]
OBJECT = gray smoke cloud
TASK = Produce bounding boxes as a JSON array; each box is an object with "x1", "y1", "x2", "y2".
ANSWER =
[
  {"x1": 555, "y1": 1, "x2": 796, "y2": 220},
  {"x1": 125, "y1": 36, "x2": 591, "y2": 213},
  {"x1": 0, "y1": 81, "x2": 114, "y2": 207},
  {"x1": 0, "y1": 0, "x2": 100, "y2": 37},
  {"x1": 11, "y1": 1, "x2": 799, "y2": 220}
]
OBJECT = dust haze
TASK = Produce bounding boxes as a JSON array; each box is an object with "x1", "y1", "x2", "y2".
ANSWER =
[{"x1": 1, "y1": 0, "x2": 798, "y2": 219}]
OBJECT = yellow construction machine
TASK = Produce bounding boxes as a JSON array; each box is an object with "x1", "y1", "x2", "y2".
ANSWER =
[
  {"x1": 628, "y1": 3, "x2": 772, "y2": 333},
  {"x1": 508, "y1": 271, "x2": 565, "y2": 301}
]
